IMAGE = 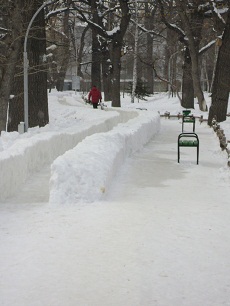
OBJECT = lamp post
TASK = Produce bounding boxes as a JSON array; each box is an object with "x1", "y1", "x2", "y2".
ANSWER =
[{"x1": 23, "y1": 0, "x2": 56, "y2": 132}]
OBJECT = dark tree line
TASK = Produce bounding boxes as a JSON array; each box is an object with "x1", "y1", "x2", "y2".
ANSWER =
[
  {"x1": 208, "y1": 7, "x2": 230, "y2": 125},
  {"x1": 0, "y1": 0, "x2": 48, "y2": 132},
  {"x1": 0, "y1": 0, "x2": 229, "y2": 133}
]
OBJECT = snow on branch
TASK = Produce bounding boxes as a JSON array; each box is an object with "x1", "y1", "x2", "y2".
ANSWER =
[
  {"x1": 0, "y1": 27, "x2": 9, "y2": 33},
  {"x1": 199, "y1": 39, "x2": 216, "y2": 55},
  {"x1": 0, "y1": 27, "x2": 9, "y2": 40},
  {"x1": 0, "y1": 34, "x2": 7, "y2": 40},
  {"x1": 46, "y1": 7, "x2": 74, "y2": 19},
  {"x1": 208, "y1": 0, "x2": 228, "y2": 24},
  {"x1": 70, "y1": 1, "x2": 129, "y2": 40},
  {"x1": 46, "y1": 44, "x2": 57, "y2": 51},
  {"x1": 130, "y1": 18, "x2": 166, "y2": 40},
  {"x1": 74, "y1": 10, "x2": 109, "y2": 38},
  {"x1": 157, "y1": 0, "x2": 186, "y2": 43},
  {"x1": 106, "y1": 26, "x2": 121, "y2": 37}
]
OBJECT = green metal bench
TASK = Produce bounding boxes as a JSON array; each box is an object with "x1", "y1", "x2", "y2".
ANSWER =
[
  {"x1": 182, "y1": 115, "x2": 196, "y2": 132},
  {"x1": 178, "y1": 133, "x2": 199, "y2": 164}
]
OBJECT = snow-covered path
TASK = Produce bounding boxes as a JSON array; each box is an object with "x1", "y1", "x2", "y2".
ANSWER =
[
  {"x1": 108, "y1": 118, "x2": 227, "y2": 204},
  {"x1": 1, "y1": 118, "x2": 230, "y2": 306},
  {"x1": 106, "y1": 119, "x2": 230, "y2": 305},
  {"x1": 4, "y1": 165, "x2": 50, "y2": 204}
]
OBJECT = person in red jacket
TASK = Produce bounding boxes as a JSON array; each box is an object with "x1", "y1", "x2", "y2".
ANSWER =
[{"x1": 88, "y1": 85, "x2": 102, "y2": 109}]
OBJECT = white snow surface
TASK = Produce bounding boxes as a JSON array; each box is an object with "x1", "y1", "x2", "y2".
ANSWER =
[
  {"x1": 1, "y1": 90, "x2": 230, "y2": 306},
  {"x1": 49, "y1": 110, "x2": 159, "y2": 204}
]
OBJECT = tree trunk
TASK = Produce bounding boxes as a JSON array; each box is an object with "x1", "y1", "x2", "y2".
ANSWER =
[
  {"x1": 181, "y1": 47, "x2": 194, "y2": 108},
  {"x1": 146, "y1": 33, "x2": 154, "y2": 94},
  {"x1": 55, "y1": 10, "x2": 71, "y2": 92},
  {"x1": 190, "y1": 47, "x2": 207, "y2": 111},
  {"x1": 175, "y1": 0, "x2": 207, "y2": 111},
  {"x1": 0, "y1": 1, "x2": 23, "y2": 132},
  {"x1": 91, "y1": 28, "x2": 101, "y2": 89},
  {"x1": 110, "y1": 43, "x2": 122, "y2": 107},
  {"x1": 131, "y1": 1, "x2": 138, "y2": 104},
  {"x1": 144, "y1": 4, "x2": 154, "y2": 94},
  {"x1": 76, "y1": 0, "x2": 130, "y2": 107},
  {"x1": 0, "y1": 41, "x2": 22, "y2": 132},
  {"x1": 101, "y1": 47, "x2": 112, "y2": 101},
  {"x1": 109, "y1": 1, "x2": 130, "y2": 107},
  {"x1": 8, "y1": 0, "x2": 49, "y2": 131},
  {"x1": 29, "y1": 0, "x2": 49, "y2": 128},
  {"x1": 208, "y1": 9, "x2": 230, "y2": 125},
  {"x1": 91, "y1": 2, "x2": 101, "y2": 89},
  {"x1": 77, "y1": 25, "x2": 89, "y2": 78}
]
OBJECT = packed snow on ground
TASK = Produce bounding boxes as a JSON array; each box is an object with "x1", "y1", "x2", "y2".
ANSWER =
[{"x1": 0, "y1": 90, "x2": 230, "y2": 306}]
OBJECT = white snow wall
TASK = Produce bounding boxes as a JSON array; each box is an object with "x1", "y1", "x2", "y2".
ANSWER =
[
  {"x1": 49, "y1": 111, "x2": 160, "y2": 204},
  {"x1": 0, "y1": 109, "x2": 138, "y2": 202}
]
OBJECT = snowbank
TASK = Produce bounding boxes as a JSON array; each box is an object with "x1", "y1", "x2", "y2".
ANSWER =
[
  {"x1": 49, "y1": 111, "x2": 160, "y2": 204},
  {"x1": 0, "y1": 109, "x2": 137, "y2": 202}
]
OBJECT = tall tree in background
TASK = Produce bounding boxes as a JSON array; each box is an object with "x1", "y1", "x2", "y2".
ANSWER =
[
  {"x1": 157, "y1": 0, "x2": 197, "y2": 108},
  {"x1": 107, "y1": 0, "x2": 130, "y2": 107},
  {"x1": 73, "y1": 0, "x2": 130, "y2": 107},
  {"x1": 164, "y1": 0, "x2": 207, "y2": 110},
  {"x1": 144, "y1": 3, "x2": 156, "y2": 94},
  {"x1": 0, "y1": 1, "x2": 23, "y2": 132},
  {"x1": 8, "y1": 0, "x2": 49, "y2": 131},
  {"x1": 131, "y1": 0, "x2": 138, "y2": 103},
  {"x1": 175, "y1": 0, "x2": 207, "y2": 111},
  {"x1": 47, "y1": 1, "x2": 72, "y2": 92},
  {"x1": 100, "y1": 0, "x2": 118, "y2": 101},
  {"x1": 181, "y1": 46, "x2": 194, "y2": 108},
  {"x1": 208, "y1": 7, "x2": 230, "y2": 125},
  {"x1": 91, "y1": 1, "x2": 101, "y2": 89},
  {"x1": 0, "y1": 0, "x2": 50, "y2": 132}
]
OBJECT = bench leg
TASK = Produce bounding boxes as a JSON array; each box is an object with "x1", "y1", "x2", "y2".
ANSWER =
[
  {"x1": 178, "y1": 145, "x2": 180, "y2": 163},
  {"x1": 182, "y1": 120, "x2": 196, "y2": 132},
  {"x1": 197, "y1": 145, "x2": 199, "y2": 164},
  {"x1": 178, "y1": 145, "x2": 199, "y2": 164}
]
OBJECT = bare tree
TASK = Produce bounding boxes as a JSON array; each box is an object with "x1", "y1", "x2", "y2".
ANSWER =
[
  {"x1": 144, "y1": 3, "x2": 156, "y2": 94},
  {"x1": 8, "y1": 0, "x2": 49, "y2": 131},
  {"x1": 0, "y1": 1, "x2": 23, "y2": 132},
  {"x1": 208, "y1": 7, "x2": 230, "y2": 125},
  {"x1": 72, "y1": 0, "x2": 130, "y2": 107},
  {"x1": 0, "y1": 0, "x2": 51, "y2": 132},
  {"x1": 157, "y1": 0, "x2": 209, "y2": 110},
  {"x1": 131, "y1": 0, "x2": 138, "y2": 103}
]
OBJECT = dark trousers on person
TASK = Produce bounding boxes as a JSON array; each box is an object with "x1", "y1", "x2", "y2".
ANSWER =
[{"x1": 93, "y1": 102, "x2": 98, "y2": 109}]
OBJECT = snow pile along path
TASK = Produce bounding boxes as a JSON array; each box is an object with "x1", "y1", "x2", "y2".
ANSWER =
[
  {"x1": 49, "y1": 111, "x2": 160, "y2": 204},
  {"x1": 0, "y1": 108, "x2": 137, "y2": 202}
]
